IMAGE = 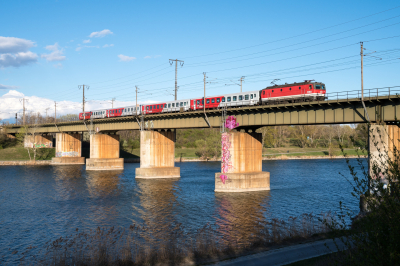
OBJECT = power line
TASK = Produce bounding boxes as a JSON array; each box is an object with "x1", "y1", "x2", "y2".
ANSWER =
[{"x1": 181, "y1": 5, "x2": 400, "y2": 60}]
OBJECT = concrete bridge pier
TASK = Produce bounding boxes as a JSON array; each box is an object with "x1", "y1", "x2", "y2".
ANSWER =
[
  {"x1": 24, "y1": 134, "x2": 53, "y2": 148},
  {"x1": 215, "y1": 130, "x2": 270, "y2": 192},
  {"x1": 86, "y1": 134, "x2": 124, "y2": 170},
  {"x1": 369, "y1": 124, "x2": 400, "y2": 178},
  {"x1": 135, "y1": 130, "x2": 180, "y2": 178},
  {"x1": 51, "y1": 133, "x2": 85, "y2": 165}
]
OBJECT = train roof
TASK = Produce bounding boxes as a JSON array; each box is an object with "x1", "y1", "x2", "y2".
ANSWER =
[{"x1": 264, "y1": 81, "x2": 325, "y2": 90}]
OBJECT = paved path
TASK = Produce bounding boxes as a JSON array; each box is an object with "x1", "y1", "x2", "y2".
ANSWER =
[{"x1": 211, "y1": 238, "x2": 346, "y2": 266}]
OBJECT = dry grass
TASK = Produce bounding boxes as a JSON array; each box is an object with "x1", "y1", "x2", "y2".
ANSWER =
[{"x1": 15, "y1": 213, "x2": 335, "y2": 266}]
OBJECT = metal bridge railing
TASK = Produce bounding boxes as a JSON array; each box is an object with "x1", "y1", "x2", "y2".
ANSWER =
[{"x1": 325, "y1": 86, "x2": 400, "y2": 102}]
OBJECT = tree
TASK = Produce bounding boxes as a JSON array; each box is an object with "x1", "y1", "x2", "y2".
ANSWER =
[{"x1": 325, "y1": 125, "x2": 400, "y2": 265}]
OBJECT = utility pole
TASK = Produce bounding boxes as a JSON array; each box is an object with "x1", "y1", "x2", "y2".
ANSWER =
[
  {"x1": 360, "y1": 42, "x2": 370, "y2": 122},
  {"x1": 169, "y1": 59, "x2": 184, "y2": 100},
  {"x1": 111, "y1": 98, "x2": 116, "y2": 108},
  {"x1": 54, "y1": 101, "x2": 57, "y2": 123},
  {"x1": 15, "y1": 113, "x2": 18, "y2": 125},
  {"x1": 135, "y1": 86, "x2": 139, "y2": 115},
  {"x1": 79, "y1": 85, "x2": 89, "y2": 121},
  {"x1": 239, "y1": 76, "x2": 245, "y2": 93},
  {"x1": 203, "y1": 72, "x2": 207, "y2": 113},
  {"x1": 361, "y1": 42, "x2": 364, "y2": 102},
  {"x1": 19, "y1": 98, "x2": 28, "y2": 125},
  {"x1": 45, "y1": 107, "x2": 50, "y2": 119}
]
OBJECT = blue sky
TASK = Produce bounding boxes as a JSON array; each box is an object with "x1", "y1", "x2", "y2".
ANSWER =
[{"x1": 1, "y1": 0, "x2": 399, "y2": 120}]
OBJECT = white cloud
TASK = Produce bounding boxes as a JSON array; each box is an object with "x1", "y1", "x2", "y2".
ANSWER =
[
  {"x1": 0, "y1": 36, "x2": 35, "y2": 53},
  {"x1": 83, "y1": 39, "x2": 91, "y2": 44},
  {"x1": 0, "y1": 36, "x2": 38, "y2": 68},
  {"x1": 0, "y1": 89, "x2": 150, "y2": 120},
  {"x1": 0, "y1": 84, "x2": 18, "y2": 90},
  {"x1": 144, "y1": 56, "x2": 151, "y2": 59},
  {"x1": 89, "y1": 29, "x2": 113, "y2": 38},
  {"x1": 0, "y1": 51, "x2": 38, "y2": 68},
  {"x1": 41, "y1": 42, "x2": 66, "y2": 62},
  {"x1": 76, "y1": 46, "x2": 82, "y2": 51},
  {"x1": 118, "y1": 54, "x2": 136, "y2": 62},
  {"x1": 103, "y1": 44, "x2": 114, "y2": 48}
]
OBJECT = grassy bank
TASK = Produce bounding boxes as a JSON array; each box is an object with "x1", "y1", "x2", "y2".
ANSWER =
[
  {"x1": 0, "y1": 146, "x2": 55, "y2": 160},
  {"x1": 0, "y1": 145, "x2": 367, "y2": 161},
  {"x1": 119, "y1": 147, "x2": 367, "y2": 160}
]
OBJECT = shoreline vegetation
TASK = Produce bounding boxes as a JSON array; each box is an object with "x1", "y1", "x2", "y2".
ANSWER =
[
  {"x1": 1, "y1": 124, "x2": 368, "y2": 162},
  {"x1": 11, "y1": 213, "x2": 338, "y2": 266}
]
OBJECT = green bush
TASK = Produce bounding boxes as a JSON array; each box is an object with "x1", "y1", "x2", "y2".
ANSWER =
[{"x1": 36, "y1": 148, "x2": 55, "y2": 160}]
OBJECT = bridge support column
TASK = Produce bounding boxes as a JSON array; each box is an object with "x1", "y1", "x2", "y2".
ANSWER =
[
  {"x1": 51, "y1": 133, "x2": 85, "y2": 165},
  {"x1": 86, "y1": 134, "x2": 124, "y2": 170},
  {"x1": 135, "y1": 130, "x2": 180, "y2": 178},
  {"x1": 369, "y1": 124, "x2": 400, "y2": 178},
  {"x1": 215, "y1": 131, "x2": 270, "y2": 192},
  {"x1": 24, "y1": 134, "x2": 53, "y2": 148}
]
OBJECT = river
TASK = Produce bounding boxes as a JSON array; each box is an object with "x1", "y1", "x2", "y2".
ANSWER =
[{"x1": 0, "y1": 159, "x2": 365, "y2": 264}]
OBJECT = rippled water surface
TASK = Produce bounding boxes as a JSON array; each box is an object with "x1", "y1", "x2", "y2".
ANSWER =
[{"x1": 0, "y1": 159, "x2": 365, "y2": 263}]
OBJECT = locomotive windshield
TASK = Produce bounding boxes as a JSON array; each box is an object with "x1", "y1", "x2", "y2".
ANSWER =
[{"x1": 315, "y1": 84, "x2": 326, "y2": 90}]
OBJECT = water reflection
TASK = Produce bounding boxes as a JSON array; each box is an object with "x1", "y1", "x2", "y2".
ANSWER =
[
  {"x1": 85, "y1": 170, "x2": 123, "y2": 198},
  {"x1": 215, "y1": 191, "x2": 271, "y2": 244},
  {"x1": 135, "y1": 178, "x2": 179, "y2": 244}
]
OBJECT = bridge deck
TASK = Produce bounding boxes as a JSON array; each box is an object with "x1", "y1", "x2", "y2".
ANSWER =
[{"x1": 4, "y1": 95, "x2": 400, "y2": 134}]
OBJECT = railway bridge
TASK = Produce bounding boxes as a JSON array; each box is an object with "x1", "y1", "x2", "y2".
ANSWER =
[{"x1": 4, "y1": 88, "x2": 400, "y2": 192}]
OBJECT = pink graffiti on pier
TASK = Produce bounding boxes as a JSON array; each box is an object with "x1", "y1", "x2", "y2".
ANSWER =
[
  {"x1": 219, "y1": 174, "x2": 228, "y2": 184},
  {"x1": 220, "y1": 132, "x2": 234, "y2": 184},
  {"x1": 225, "y1": 116, "x2": 239, "y2": 130}
]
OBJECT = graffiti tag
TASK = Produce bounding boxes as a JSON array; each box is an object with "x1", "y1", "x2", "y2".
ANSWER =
[{"x1": 56, "y1": 151, "x2": 79, "y2": 157}]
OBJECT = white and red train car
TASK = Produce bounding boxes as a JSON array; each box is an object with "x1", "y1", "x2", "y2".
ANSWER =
[{"x1": 79, "y1": 81, "x2": 326, "y2": 120}]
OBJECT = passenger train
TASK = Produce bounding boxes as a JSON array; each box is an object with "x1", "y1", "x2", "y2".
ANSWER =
[{"x1": 79, "y1": 81, "x2": 326, "y2": 120}]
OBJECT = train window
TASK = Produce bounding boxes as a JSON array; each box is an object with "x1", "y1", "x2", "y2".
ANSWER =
[
  {"x1": 245, "y1": 95, "x2": 249, "y2": 100},
  {"x1": 321, "y1": 85, "x2": 325, "y2": 90},
  {"x1": 211, "y1": 99, "x2": 215, "y2": 103},
  {"x1": 146, "y1": 106, "x2": 149, "y2": 110},
  {"x1": 180, "y1": 102, "x2": 183, "y2": 107},
  {"x1": 316, "y1": 85, "x2": 321, "y2": 90},
  {"x1": 299, "y1": 87, "x2": 301, "y2": 90},
  {"x1": 197, "y1": 100, "x2": 200, "y2": 105},
  {"x1": 184, "y1": 102, "x2": 187, "y2": 106},
  {"x1": 206, "y1": 99, "x2": 210, "y2": 104},
  {"x1": 233, "y1": 96, "x2": 237, "y2": 101},
  {"x1": 272, "y1": 90, "x2": 274, "y2": 93},
  {"x1": 250, "y1": 94, "x2": 253, "y2": 99},
  {"x1": 263, "y1": 91, "x2": 265, "y2": 95},
  {"x1": 280, "y1": 89, "x2": 282, "y2": 92},
  {"x1": 164, "y1": 104, "x2": 167, "y2": 108},
  {"x1": 254, "y1": 94, "x2": 257, "y2": 98},
  {"x1": 168, "y1": 103, "x2": 171, "y2": 108},
  {"x1": 153, "y1": 105, "x2": 156, "y2": 109},
  {"x1": 239, "y1": 95, "x2": 243, "y2": 100},
  {"x1": 227, "y1": 97, "x2": 231, "y2": 102},
  {"x1": 289, "y1": 88, "x2": 291, "y2": 91},
  {"x1": 217, "y1": 98, "x2": 220, "y2": 103},
  {"x1": 309, "y1": 85, "x2": 312, "y2": 90},
  {"x1": 172, "y1": 103, "x2": 175, "y2": 107},
  {"x1": 150, "y1": 106, "x2": 152, "y2": 110},
  {"x1": 222, "y1": 97, "x2": 225, "y2": 102}
]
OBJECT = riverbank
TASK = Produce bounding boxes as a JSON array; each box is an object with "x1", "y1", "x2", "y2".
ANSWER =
[{"x1": 0, "y1": 154, "x2": 367, "y2": 165}]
